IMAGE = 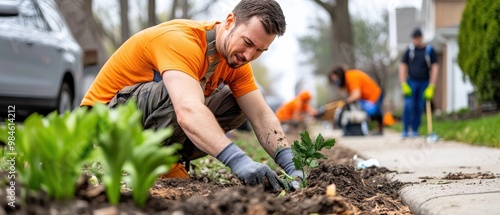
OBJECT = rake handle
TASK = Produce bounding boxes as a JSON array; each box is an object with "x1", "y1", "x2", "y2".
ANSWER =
[{"x1": 426, "y1": 100, "x2": 432, "y2": 135}]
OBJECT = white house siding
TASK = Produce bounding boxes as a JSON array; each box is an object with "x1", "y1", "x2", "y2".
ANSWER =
[{"x1": 443, "y1": 37, "x2": 474, "y2": 112}]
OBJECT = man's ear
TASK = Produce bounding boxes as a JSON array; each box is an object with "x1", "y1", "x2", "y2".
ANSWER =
[{"x1": 225, "y1": 13, "x2": 235, "y2": 30}]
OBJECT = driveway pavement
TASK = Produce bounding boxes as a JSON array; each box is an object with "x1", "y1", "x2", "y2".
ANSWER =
[{"x1": 314, "y1": 128, "x2": 500, "y2": 215}]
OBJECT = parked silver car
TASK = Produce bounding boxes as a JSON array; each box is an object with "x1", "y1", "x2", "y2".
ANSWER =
[{"x1": 0, "y1": 0, "x2": 83, "y2": 116}]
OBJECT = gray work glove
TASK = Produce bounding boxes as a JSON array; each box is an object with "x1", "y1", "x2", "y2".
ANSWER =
[
  {"x1": 216, "y1": 142, "x2": 283, "y2": 192},
  {"x1": 275, "y1": 147, "x2": 304, "y2": 190}
]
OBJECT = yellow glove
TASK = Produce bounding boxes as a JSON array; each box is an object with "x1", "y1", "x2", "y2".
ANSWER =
[
  {"x1": 401, "y1": 82, "x2": 412, "y2": 96},
  {"x1": 424, "y1": 84, "x2": 435, "y2": 100}
]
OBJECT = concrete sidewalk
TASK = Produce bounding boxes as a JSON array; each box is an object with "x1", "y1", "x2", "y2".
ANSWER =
[{"x1": 316, "y1": 129, "x2": 500, "y2": 215}]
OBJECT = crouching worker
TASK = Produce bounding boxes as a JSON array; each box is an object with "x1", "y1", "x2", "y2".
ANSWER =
[
  {"x1": 328, "y1": 65, "x2": 384, "y2": 135},
  {"x1": 80, "y1": 0, "x2": 302, "y2": 191},
  {"x1": 275, "y1": 90, "x2": 318, "y2": 133}
]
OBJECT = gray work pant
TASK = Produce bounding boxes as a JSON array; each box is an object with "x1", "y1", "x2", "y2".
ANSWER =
[{"x1": 108, "y1": 81, "x2": 246, "y2": 162}]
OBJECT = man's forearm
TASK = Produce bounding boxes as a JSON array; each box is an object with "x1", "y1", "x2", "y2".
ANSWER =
[
  {"x1": 399, "y1": 63, "x2": 408, "y2": 83},
  {"x1": 252, "y1": 110, "x2": 290, "y2": 158},
  {"x1": 345, "y1": 89, "x2": 361, "y2": 104},
  {"x1": 176, "y1": 101, "x2": 232, "y2": 157},
  {"x1": 429, "y1": 64, "x2": 439, "y2": 85}
]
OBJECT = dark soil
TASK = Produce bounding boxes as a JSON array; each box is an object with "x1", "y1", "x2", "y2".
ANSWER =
[
  {"x1": 1, "y1": 131, "x2": 412, "y2": 215},
  {"x1": 418, "y1": 172, "x2": 498, "y2": 181}
]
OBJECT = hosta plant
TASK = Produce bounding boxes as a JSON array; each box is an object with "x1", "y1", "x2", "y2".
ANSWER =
[
  {"x1": 0, "y1": 101, "x2": 181, "y2": 208},
  {"x1": 124, "y1": 129, "x2": 181, "y2": 207},
  {"x1": 0, "y1": 107, "x2": 99, "y2": 199},
  {"x1": 93, "y1": 102, "x2": 181, "y2": 206},
  {"x1": 92, "y1": 103, "x2": 138, "y2": 205}
]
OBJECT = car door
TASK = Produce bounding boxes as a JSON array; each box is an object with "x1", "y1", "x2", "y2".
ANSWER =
[{"x1": 0, "y1": 0, "x2": 64, "y2": 99}]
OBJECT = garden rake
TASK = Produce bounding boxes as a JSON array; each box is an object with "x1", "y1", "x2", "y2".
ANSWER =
[{"x1": 425, "y1": 100, "x2": 439, "y2": 143}]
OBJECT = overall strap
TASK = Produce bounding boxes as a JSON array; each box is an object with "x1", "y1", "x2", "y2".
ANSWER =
[
  {"x1": 408, "y1": 44, "x2": 415, "y2": 62},
  {"x1": 424, "y1": 45, "x2": 432, "y2": 68},
  {"x1": 200, "y1": 29, "x2": 219, "y2": 89}
]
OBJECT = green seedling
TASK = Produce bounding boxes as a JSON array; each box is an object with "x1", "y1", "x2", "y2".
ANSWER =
[
  {"x1": 291, "y1": 131, "x2": 335, "y2": 188},
  {"x1": 82, "y1": 161, "x2": 105, "y2": 185},
  {"x1": 0, "y1": 101, "x2": 181, "y2": 206},
  {"x1": 279, "y1": 169, "x2": 294, "y2": 191},
  {"x1": 124, "y1": 129, "x2": 181, "y2": 207},
  {"x1": 0, "y1": 107, "x2": 99, "y2": 199},
  {"x1": 93, "y1": 102, "x2": 181, "y2": 207},
  {"x1": 190, "y1": 157, "x2": 232, "y2": 184},
  {"x1": 93, "y1": 102, "x2": 140, "y2": 205}
]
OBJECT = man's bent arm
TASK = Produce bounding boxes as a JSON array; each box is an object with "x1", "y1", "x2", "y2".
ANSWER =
[
  {"x1": 345, "y1": 89, "x2": 361, "y2": 104},
  {"x1": 162, "y1": 70, "x2": 231, "y2": 156},
  {"x1": 429, "y1": 63, "x2": 439, "y2": 85},
  {"x1": 237, "y1": 90, "x2": 289, "y2": 157},
  {"x1": 399, "y1": 63, "x2": 408, "y2": 83}
]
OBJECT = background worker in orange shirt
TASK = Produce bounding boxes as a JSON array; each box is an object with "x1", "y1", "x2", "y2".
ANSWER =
[
  {"x1": 81, "y1": 0, "x2": 301, "y2": 191},
  {"x1": 329, "y1": 65, "x2": 384, "y2": 135},
  {"x1": 275, "y1": 90, "x2": 318, "y2": 132}
]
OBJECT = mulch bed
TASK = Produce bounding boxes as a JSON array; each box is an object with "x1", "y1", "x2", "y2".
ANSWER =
[{"x1": 1, "y1": 132, "x2": 413, "y2": 215}]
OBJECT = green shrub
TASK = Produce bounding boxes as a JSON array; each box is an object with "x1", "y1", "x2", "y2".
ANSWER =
[{"x1": 458, "y1": 0, "x2": 500, "y2": 106}]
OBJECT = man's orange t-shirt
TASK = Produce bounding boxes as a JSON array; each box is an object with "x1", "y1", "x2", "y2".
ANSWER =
[
  {"x1": 81, "y1": 19, "x2": 257, "y2": 106},
  {"x1": 344, "y1": 69, "x2": 381, "y2": 103}
]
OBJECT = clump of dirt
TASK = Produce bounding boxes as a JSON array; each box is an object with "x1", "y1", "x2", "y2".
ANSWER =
[
  {"x1": 418, "y1": 172, "x2": 498, "y2": 181},
  {"x1": 299, "y1": 163, "x2": 410, "y2": 214},
  {"x1": 443, "y1": 172, "x2": 497, "y2": 180},
  {"x1": 154, "y1": 185, "x2": 354, "y2": 215}
]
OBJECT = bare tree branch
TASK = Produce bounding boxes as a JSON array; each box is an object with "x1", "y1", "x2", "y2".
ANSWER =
[
  {"x1": 148, "y1": 0, "x2": 156, "y2": 27},
  {"x1": 119, "y1": 0, "x2": 130, "y2": 43},
  {"x1": 311, "y1": 0, "x2": 334, "y2": 13},
  {"x1": 181, "y1": 0, "x2": 189, "y2": 19}
]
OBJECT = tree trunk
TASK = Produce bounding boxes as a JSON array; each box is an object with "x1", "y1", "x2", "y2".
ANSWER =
[
  {"x1": 169, "y1": 0, "x2": 178, "y2": 20},
  {"x1": 330, "y1": 0, "x2": 354, "y2": 68},
  {"x1": 148, "y1": 0, "x2": 156, "y2": 27},
  {"x1": 119, "y1": 0, "x2": 130, "y2": 44},
  {"x1": 181, "y1": 0, "x2": 189, "y2": 19},
  {"x1": 54, "y1": 0, "x2": 108, "y2": 64},
  {"x1": 312, "y1": 0, "x2": 355, "y2": 68}
]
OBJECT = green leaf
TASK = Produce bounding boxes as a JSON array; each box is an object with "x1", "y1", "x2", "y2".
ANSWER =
[
  {"x1": 309, "y1": 159, "x2": 319, "y2": 168},
  {"x1": 289, "y1": 131, "x2": 336, "y2": 188}
]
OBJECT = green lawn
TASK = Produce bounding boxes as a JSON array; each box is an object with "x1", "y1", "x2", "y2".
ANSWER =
[{"x1": 390, "y1": 113, "x2": 500, "y2": 148}]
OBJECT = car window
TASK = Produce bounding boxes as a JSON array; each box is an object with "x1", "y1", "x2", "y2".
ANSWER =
[
  {"x1": 36, "y1": 0, "x2": 64, "y2": 32},
  {"x1": 0, "y1": 0, "x2": 51, "y2": 32}
]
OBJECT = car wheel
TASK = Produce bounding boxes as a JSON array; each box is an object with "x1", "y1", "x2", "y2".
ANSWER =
[{"x1": 57, "y1": 82, "x2": 73, "y2": 114}]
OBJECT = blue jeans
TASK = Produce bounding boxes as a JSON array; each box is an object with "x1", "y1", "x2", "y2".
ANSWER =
[{"x1": 403, "y1": 79, "x2": 429, "y2": 134}]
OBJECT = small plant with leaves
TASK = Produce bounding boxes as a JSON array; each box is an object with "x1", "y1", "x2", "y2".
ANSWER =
[
  {"x1": 291, "y1": 131, "x2": 335, "y2": 188},
  {"x1": 92, "y1": 103, "x2": 138, "y2": 205},
  {"x1": 0, "y1": 107, "x2": 100, "y2": 200},
  {"x1": 124, "y1": 129, "x2": 181, "y2": 207},
  {"x1": 93, "y1": 102, "x2": 181, "y2": 207}
]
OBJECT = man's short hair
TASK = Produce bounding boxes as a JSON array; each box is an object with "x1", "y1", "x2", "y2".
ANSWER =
[
  {"x1": 411, "y1": 28, "x2": 423, "y2": 38},
  {"x1": 232, "y1": 0, "x2": 286, "y2": 36}
]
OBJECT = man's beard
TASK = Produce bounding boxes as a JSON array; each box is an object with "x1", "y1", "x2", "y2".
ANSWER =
[{"x1": 222, "y1": 32, "x2": 245, "y2": 69}]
